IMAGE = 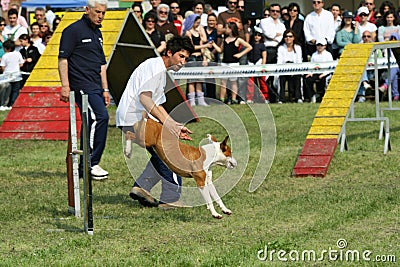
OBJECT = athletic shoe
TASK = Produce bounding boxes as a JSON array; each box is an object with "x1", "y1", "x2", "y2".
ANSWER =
[
  {"x1": 129, "y1": 186, "x2": 159, "y2": 207},
  {"x1": 91, "y1": 165, "x2": 108, "y2": 177},
  {"x1": 0, "y1": 106, "x2": 7, "y2": 111},
  {"x1": 311, "y1": 95, "x2": 317, "y2": 103},
  {"x1": 265, "y1": 100, "x2": 270, "y2": 104},
  {"x1": 358, "y1": 96, "x2": 366, "y2": 103},
  {"x1": 297, "y1": 99, "x2": 303, "y2": 103},
  {"x1": 278, "y1": 101, "x2": 283, "y2": 104},
  {"x1": 92, "y1": 175, "x2": 108, "y2": 181}
]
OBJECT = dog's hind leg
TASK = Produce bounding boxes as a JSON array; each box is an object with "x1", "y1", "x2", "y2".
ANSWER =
[
  {"x1": 206, "y1": 170, "x2": 232, "y2": 215},
  {"x1": 195, "y1": 171, "x2": 223, "y2": 219}
]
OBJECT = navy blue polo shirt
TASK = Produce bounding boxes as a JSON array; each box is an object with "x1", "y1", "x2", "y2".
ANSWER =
[{"x1": 59, "y1": 14, "x2": 106, "y2": 91}]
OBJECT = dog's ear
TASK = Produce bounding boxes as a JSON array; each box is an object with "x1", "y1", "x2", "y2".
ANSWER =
[{"x1": 220, "y1": 136, "x2": 229, "y2": 151}]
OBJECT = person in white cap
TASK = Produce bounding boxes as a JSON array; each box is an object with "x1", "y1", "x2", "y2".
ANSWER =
[
  {"x1": 303, "y1": 38, "x2": 333, "y2": 103},
  {"x1": 304, "y1": 0, "x2": 335, "y2": 58},
  {"x1": 358, "y1": 6, "x2": 377, "y2": 42}
]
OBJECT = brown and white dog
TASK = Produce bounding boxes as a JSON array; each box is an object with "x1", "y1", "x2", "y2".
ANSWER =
[{"x1": 126, "y1": 118, "x2": 237, "y2": 219}]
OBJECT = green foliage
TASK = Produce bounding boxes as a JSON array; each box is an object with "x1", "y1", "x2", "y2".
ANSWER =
[{"x1": 0, "y1": 103, "x2": 398, "y2": 266}]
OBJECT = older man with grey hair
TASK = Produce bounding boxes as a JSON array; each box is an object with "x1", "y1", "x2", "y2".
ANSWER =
[
  {"x1": 58, "y1": 0, "x2": 110, "y2": 180},
  {"x1": 156, "y1": 3, "x2": 178, "y2": 40}
]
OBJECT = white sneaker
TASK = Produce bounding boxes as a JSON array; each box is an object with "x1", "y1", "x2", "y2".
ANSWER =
[
  {"x1": 358, "y1": 96, "x2": 366, "y2": 103},
  {"x1": 91, "y1": 165, "x2": 108, "y2": 177},
  {"x1": 0, "y1": 106, "x2": 6, "y2": 111},
  {"x1": 363, "y1": 81, "x2": 372, "y2": 89},
  {"x1": 265, "y1": 100, "x2": 270, "y2": 104},
  {"x1": 297, "y1": 99, "x2": 303, "y2": 103},
  {"x1": 311, "y1": 95, "x2": 317, "y2": 103}
]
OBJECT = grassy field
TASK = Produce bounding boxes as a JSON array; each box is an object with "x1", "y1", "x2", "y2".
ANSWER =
[{"x1": 0, "y1": 102, "x2": 398, "y2": 266}]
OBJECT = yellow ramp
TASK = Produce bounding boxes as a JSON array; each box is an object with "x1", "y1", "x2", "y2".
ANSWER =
[
  {"x1": 26, "y1": 10, "x2": 128, "y2": 87},
  {"x1": 293, "y1": 43, "x2": 375, "y2": 177}
]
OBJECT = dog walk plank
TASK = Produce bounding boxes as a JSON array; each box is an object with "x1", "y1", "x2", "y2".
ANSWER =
[{"x1": 293, "y1": 43, "x2": 374, "y2": 177}]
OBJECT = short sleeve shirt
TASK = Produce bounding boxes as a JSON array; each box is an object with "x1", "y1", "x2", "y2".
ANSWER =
[
  {"x1": 116, "y1": 57, "x2": 167, "y2": 127},
  {"x1": 58, "y1": 14, "x2": 106, "y2": 91}
]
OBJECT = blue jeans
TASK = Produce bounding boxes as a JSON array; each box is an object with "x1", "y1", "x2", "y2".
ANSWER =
[
  {"x1": 7, "y1": 81, "x2": 21, "y2": 107},
  {"x1": 134, "y1": 147, "x2": 182, "y2": 204}
]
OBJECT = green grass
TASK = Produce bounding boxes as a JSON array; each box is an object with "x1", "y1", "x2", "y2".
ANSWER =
[{"x1": 0, "y1": 102, "x2": 399, "y2": 266}]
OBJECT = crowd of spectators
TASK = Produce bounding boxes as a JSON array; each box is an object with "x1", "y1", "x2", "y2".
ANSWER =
[
  {"x1": 132, "y1": 0, "x2": 400, "y2": 105},
  {"x1": 0, "y1": 4, "x2": 60, "y2": 111}
]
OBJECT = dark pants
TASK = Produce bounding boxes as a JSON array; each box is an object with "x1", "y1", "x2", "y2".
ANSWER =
[
  {"x1": 7, "y1": 81, "x2": 21, "y2": 107},
  {"x1": 75, "y1": 89, "x2": 109, "y2": 168},
  {"x1": 279, "y1": 75, "x2": 302, "y2": 102},
  {"x1": 134, "y1": 147, "x2": 182, "y2": 203},
  {"x1": 265, "y1": 46, "x2": 279, "y2": 102},
  {"x1": 304, "y1": 74, "x2": 327, "y2": 101}
]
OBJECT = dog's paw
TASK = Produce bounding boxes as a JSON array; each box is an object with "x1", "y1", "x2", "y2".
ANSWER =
[
  {"x1": 212, "y1": 213, "x2": 223, "y2": 219},
  {"x1": 222, "y1": 209, "x2": 232, "y2": 215}
]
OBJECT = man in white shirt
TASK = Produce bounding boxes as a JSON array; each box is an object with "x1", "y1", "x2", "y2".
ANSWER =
[
  {"x1": 259, "y1": 3, "x2": 285, "y2": 64},
  {"x1": 303, "y1": 0, "x2": 335, "y2": 59},
  {"x1": 3, "y1": 9, "x2": 28, "y2": 52},
  {"x1": 117, "y1": 36, "x2": 194, "y2": 209}
]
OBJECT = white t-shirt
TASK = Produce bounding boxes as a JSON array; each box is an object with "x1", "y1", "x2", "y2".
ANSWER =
[
  {"x1": 116, "y1": 57, "x2": 167, "y2": 127},
  {"x1": 33, "y1": 39, "x2": 46, "y2": 54},
  {"x1": 0, "y1": 51, "x2": 24, "y2": 81},
  {"x1": 3, "y1": 24, "x2": 28, "y2": 41}
]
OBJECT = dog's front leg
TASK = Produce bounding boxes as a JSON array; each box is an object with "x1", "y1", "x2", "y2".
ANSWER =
[
  {"x1": 206, "y1": 170, "x2": 232, "y2": 215},
  {"x1": 198, "y1": 186, "x2": 223, "y2": 219}
]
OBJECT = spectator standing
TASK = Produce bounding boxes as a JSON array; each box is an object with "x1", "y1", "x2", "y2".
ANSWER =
[
  {"x1": 30, "y1": 22, "x2": 45, "y2": 54},
  {"x1": 192, "y1": 0, "x2": 206, "y2": 27},
  {"x1": 0, "y1": 17, "x2": 6, "y2": 59},
  {"x1": 263, "y1": 8, "x2": 270, "y2": 19},
  {"x1": 277, "y1": 29, "x2": 303, "y2": 103},
  {"x1": 9, "y1": 3, "x2": 28, "y2": 29},
  {"x1": 3, "y1": 8, "x2": 28, "y2": 51},
  {"x1": 58, "y1": 0, "x2": 110, "y2": 180},
  {"x1": 203, "y1": 13, "x2": 219, "y2": 100},
  {"x1": 330, "y1": 3, "x2": 342, "y2": 60},
  {"x1": 143, "y1": 12, "x2": 166, "y2": 54},
  {"x1": 155, "y1": 4, "x2": 178, "y2": 41},
  {"x1": 169, "y1": 2, "x2": 183, "y2": 35},
  {"x1": 247, "y1": 27, "x2": 269, "y2": 103},
  {"x1": 42, "y1": 31, "x2": 53, "y2": 46},
  {"x1": 19, "y1": 34, "x2": 41, "y2": 87},
  {"x1": 358, "y1": 6, "x2": 377, "y2": 41},
  {"x1": 45, "y1": 5, "x2": 56, "y2": 29},
  {"x1": 217, "y1": 0, "x2": 250, "y2": 103},
  {"x1": 39, "y1": 21, "x2": 50, "y2": 37},
  {"x1": 377, "y1": 10, "x2": 400, "y2": 42},
  {"x1": 364, "y1": 0, "x2": 376, "y2": 24},
  {"x1": 52, "y1": 16, "x2": 61, "y2": 32},
  {"x1": 376, "y1": 1, "x2": 396, "y2": 28},
  {"x1": 304, "y1": 0, "x2": 335, "y2": 58},
  {"x1": 213, "y1": 22, "x2": 252, "y2": 104},
  {"x1": 183, "y1": 14, "x2": 210, "y2": 106},
  {"x1": 203, "y1": 3, "x2": 215, "y2": 28},
  {"x1": 303, "y1": 38, "x2": 333, "y2": 103},
  {"x1": 34, "y1": 7, "x2": 46, "y2": 25},
  {"x1": 285, "y1": 2, "x2": 306, "y2": 62},
  {"x1": 259, "y1": 3, "x2": 285, "y2": 103},
  {"x1": 335, "y1": 11, "x2": 361, "y2": 57},
  {"x1": 131, "y1": 3, "x2": 143, "y2": 25},
  {"x1": 280, "y1": 6, "x2": 290, "y2": 24},
  {"x1": 116, "y1": 36, "x2": 194, "y2": 208},
  {"x1": 0, "y1": 39, "x2": 24, "y2": 109}
]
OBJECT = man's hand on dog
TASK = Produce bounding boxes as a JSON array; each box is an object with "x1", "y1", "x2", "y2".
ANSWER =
[{"x1": 164, "y1": 118, "x2": 193, "y2": 140}]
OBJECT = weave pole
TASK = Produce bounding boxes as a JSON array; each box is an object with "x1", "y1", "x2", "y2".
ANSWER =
[
  {"x1": 82, "y1": 94, "x2": 94, "y2": 235},
  {"x1": 67, "y1": 92, "x2": 81, "y2": 218}
]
